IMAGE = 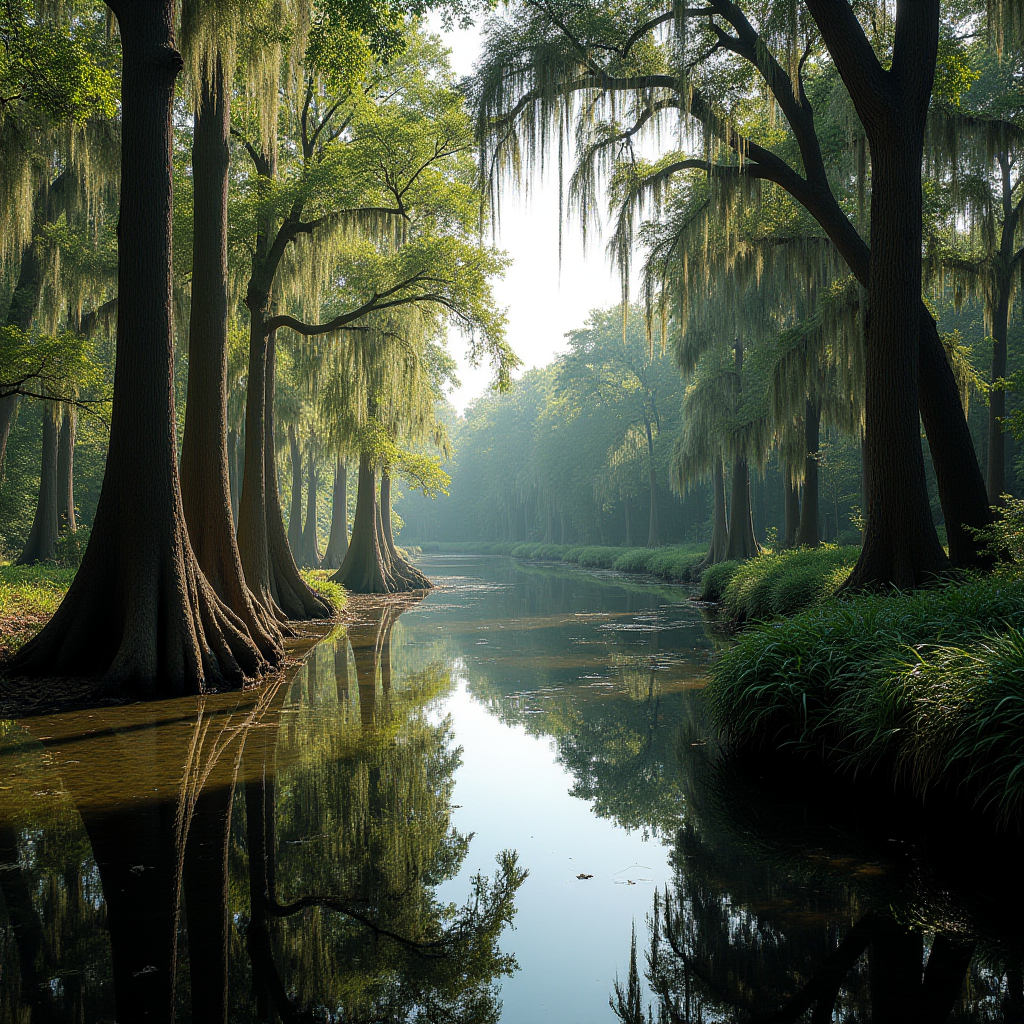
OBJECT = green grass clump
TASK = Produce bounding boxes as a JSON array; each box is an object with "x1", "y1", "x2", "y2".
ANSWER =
[
  {"x1": 299, "y1": 570, "x2": 347, "y2": 613},
  {"x1": 0, "y1": 563, "x2": 77, "y2": 655},
  {"x1": 573, "y1": 546, "x2": 622, "y2": 568},
  {"x1": 718, "y1": 546, "x2": 859, "y2": 621},
  {"x1": 642, "y1": 546, "x2": 706, "y2": 581},
  {"x1": 698, "y1": 560, "x2": 740, "y2": 602},
  {"x1": 707, "y1": 571, "x2": 1024, "y2": 823},
  {"x1": 531, "y1": 543, "x2": 564, "y2": 560}
]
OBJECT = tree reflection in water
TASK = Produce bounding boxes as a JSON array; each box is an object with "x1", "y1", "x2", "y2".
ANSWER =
[
  {"x1": 0, "y1": 598, "x2": 524, "y2": 1023},
  {"x1": 611, "y1": 731, "x2": 1024, "y2": 1023}
]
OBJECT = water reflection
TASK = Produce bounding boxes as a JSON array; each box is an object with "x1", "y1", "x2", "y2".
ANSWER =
[
  {"x1": 4, "y1": 556, "x2": 1024, "y2": 1022},
  {"x1": 608, "y1": 727, "x2": 1024, "y2": 1022},
  {"x1": 0, "y1": 598, "x2": 523, "y2": 1022}
]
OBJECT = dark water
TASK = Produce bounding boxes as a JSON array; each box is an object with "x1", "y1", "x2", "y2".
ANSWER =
[{"x1": 1, "y1": 554, "x2": 1023, "y2": 1022}]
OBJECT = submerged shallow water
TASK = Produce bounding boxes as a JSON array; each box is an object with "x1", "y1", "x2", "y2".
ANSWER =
[{"x1": 1, "y1": 553, "x2": 1023, "y2": 1022}]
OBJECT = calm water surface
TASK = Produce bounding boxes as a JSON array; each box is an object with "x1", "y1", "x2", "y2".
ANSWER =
[{"x1": 1, "y1": 554, "x2": 1023, "y2": 1022}]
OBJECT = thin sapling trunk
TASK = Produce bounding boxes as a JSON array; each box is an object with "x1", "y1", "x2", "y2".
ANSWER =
[
  {"x1": 17, "y1": 402, "x2": 59, "y2": 564},
  {"x1": 796, "y1": 400, "x2": 821, "y2": 547},
  {"x1": 57, "y1": 405, "x2": 76, "y2": 533}
]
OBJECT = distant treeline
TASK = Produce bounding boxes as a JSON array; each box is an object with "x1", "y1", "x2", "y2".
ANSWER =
[{"x1": 398, "y1": 302, "x2": 1022, "y2": 551}]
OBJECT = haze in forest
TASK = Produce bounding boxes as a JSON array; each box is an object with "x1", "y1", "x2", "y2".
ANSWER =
[{"x1": 429, "y1": 16, "x2": 626, "y2": 412}]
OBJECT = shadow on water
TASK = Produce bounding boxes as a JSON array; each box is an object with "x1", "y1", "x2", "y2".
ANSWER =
[{"x1": 0, "y1": 597, "x2": 524, "y2": 1023}]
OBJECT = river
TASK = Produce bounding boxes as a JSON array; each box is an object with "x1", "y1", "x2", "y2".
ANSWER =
[{"x1": 0, "y1": 553, "x2": 1022, "y2": 1021}]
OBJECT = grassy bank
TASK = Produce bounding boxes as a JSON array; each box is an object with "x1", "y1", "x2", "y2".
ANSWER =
[
  {"x1": 0, "y1": 564, "x2": 347, "y2": 659},
  {"x1": 0, "y1": 564, "x2": 76, "y2": 657},
  {"x1": 706, "y1": 571, "x2": 1024, "y2": 823},
  {"x1": 698, "y1": 545, "x2": 860, "y2": 619},
  {"x1": 418, "y1": 540, "x2": 707, "y2": 582}
]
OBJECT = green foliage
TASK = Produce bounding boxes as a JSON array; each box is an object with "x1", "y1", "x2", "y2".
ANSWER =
[
  {"x1": 431, "y1": 541, "x2": 707, "y2": 581},
  {"x1": 707, "y1": 570, "x2": 1024, "y2": 823},
  {"x1": 300, "y1": 568, "x2": 347, "y2": 612},
  {"x1": 714, "y1": 546, "x2": 860, "y2": 621},
  {"x1": 53, "y1": 525, "x2": 91, "y2": 567},
  {"x1": 0, "y1": 1, "x2": 118, "y2": 128},
  {"x1": 0, "y1": 326, "x2": 107, "y2": 404},
  {"x1": 974, "y1": 495, "x2": 1024, "y2": 562},
  {"x1": 697, "y1": 561, "x2": 739, "y2": 602},
  {"x1": 0, "y1": 561, "x2": 75, "y2": 655}
]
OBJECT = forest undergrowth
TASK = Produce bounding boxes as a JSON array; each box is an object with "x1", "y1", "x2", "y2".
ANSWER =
[{"x1": 707, "y1": 569, "x2": 1024, "y2": 823}]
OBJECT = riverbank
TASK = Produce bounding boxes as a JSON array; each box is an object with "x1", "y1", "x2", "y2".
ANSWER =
[
  {"x1": 418, "y1": 540, "x2": 708, "y2": 582},
  {"x1": 0, "y1": 563, "x2": 346, "y2": 659},
  {"x1": 697, "y1": 545, "x2": 860, "y2": 619},
  {"x1": 422, "y1": 542, "x2": 1024, "y2": 825},
  {"x1": 706, "y1": 570, "x2": 1024, "y2": 824}
]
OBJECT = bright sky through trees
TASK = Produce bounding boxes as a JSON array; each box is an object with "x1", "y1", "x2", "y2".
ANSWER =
[{"x1": 430, "y1": 18, "x2": 631, "y2": 411}]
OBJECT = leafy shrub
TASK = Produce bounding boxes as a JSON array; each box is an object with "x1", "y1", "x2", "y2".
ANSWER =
[
  {"x1": 975, "y1": 496, "x2": 1024, "y2": 564},
  {"x1": 643, "y1": 547, "x2": 705, "y2": 582},
  {"x1": 574, "y1": 546, "x2": 621, "y2": 567},
  {"x1": 531, "y1": 544, "x2": 563, "y2": 560},
  {"x1": 54, "y1": 526, "x2": 91, "y2": 567}
]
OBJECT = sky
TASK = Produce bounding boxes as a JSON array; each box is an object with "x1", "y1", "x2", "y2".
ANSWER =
[{"x1": 430, "y1": 19, "x2": 629, "y2": 413}]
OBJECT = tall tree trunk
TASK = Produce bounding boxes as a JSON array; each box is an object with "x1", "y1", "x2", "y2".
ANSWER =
[
  {"x1": 227, "y1": 427, "x2": 239, "y2": 526},
  {"x1": 849, "y1": 140, "x2": 948, "y2": 584},
  {"x1": 331, "y1": 455, "x2": 392, "y2": 593},
  {"x1": 299, "y1": 432, "x2": 321, "y2": 568},
  {"x1": 796, "y1": 400, "x2": 821, "y2": 547},
  {"x1": 17, "y1": 403, "x2": 59, "y2": 564},
  {"x1": 697, "y1": 456, "x2": 730, "y2": 572},
  {"x1": 234, "y1": 118, "x2": 330, "y2": 622},
  {"x1": 917, "y1": 312, "x2": 990, "y2": 567},
  {"x1": 645, "y1": 419, "x2": 659, "y2": 547},
  {"x1": 784, "y1": 472, "x2": 800, "y2": 548},
  {"x1": 237, "y1": 308, "x2": 282, "y2": 619},
  {"x1": 11, "y1": 2, "x2": 262, "y2": 691},
  {"x1": 989, "y1": 278, "x2": 1011, "y2": 506},
  {"x1": 3, "y1": 175, "x2": 62, "y2": 333},
  {"x1": 57, "y1": 405, "x2": 76, "y2": 533},
  {"x1": 179, "y1": 54, "x2": 280, "y2": 664},
  {"x1": 624, "y1": 495, "x2": 632, "y2": 547},
  {"x1": 5, "y1": 240, "x2": 41, "y2": 333},
  {"x1": 0, "y1": 395, "x2": 18, "y2": 473},
  {"x1": 768, "y1": 10, "x2": 990, "y2": 569},
  {"x1": 808, "y1": 1, "x2": 949, "y2": 588},
  {"x1": 322, "y1": 458, "x2": 348, "y2": 569},
  {"x1": 379, "y1": 469, "x2": 431, "y2": 590},
  {"x1": 725, "y1": 458, "x2": 759, "y2": 561},
  {"x1": 263, "y1": 333, "x2": 332, "y2": 618},
  {"x1": 287, "y1": 423, "x2": 303, "y2": 556},
  {"x1": 0, "y1": 178, "x2": 52, "y2": 479}
]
